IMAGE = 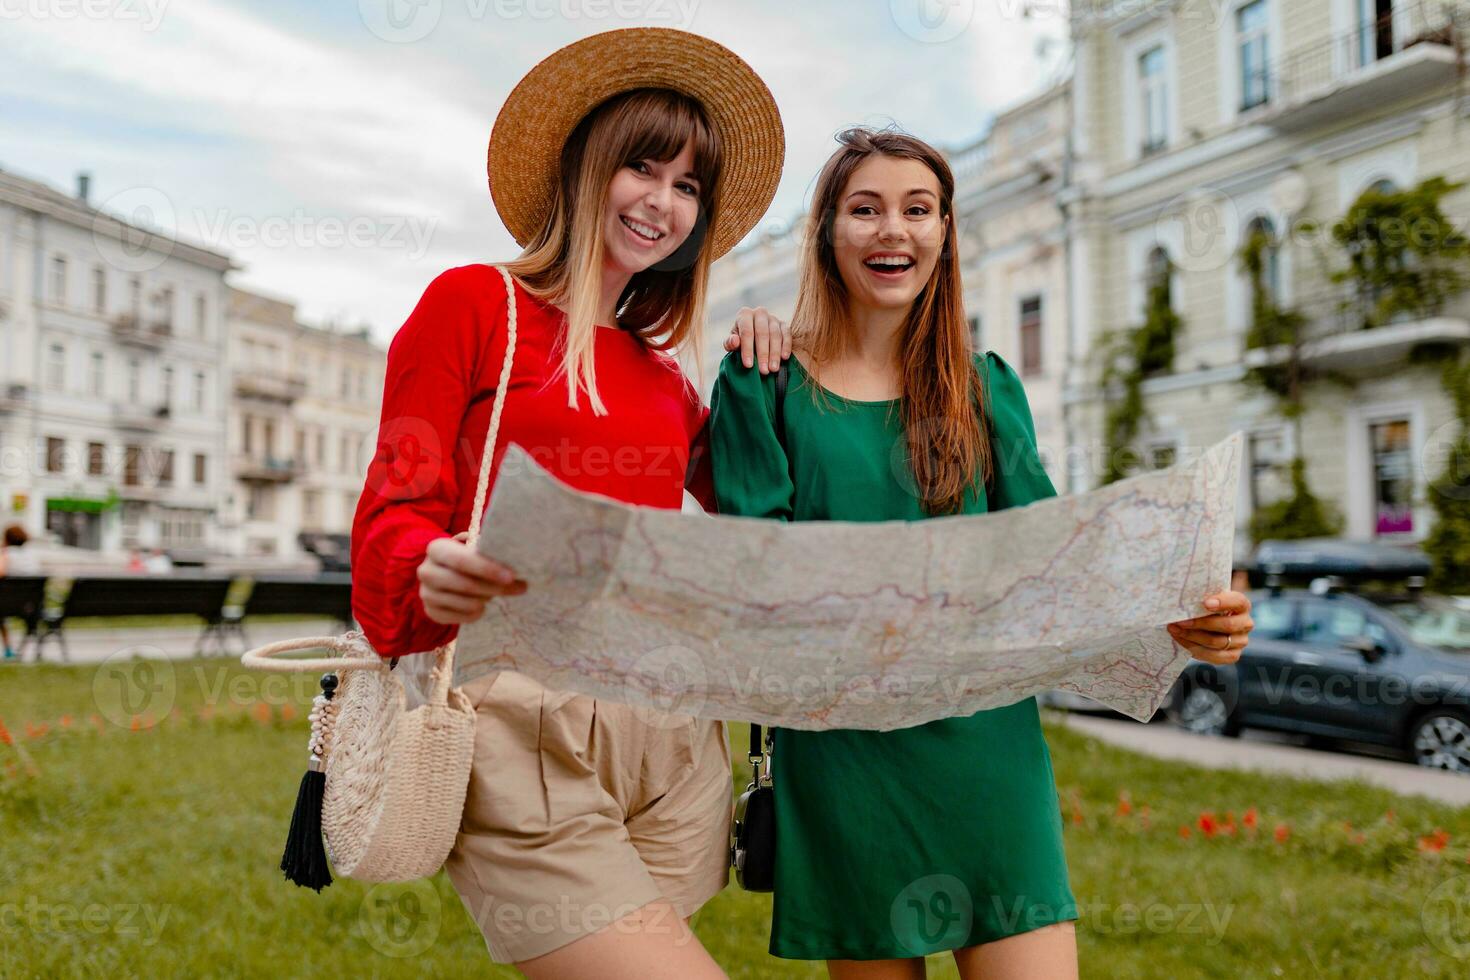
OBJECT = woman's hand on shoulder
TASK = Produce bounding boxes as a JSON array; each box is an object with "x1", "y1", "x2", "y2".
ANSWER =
[
  {"x1": 722, "y1": 306, "x2": 792, "y2": 375},
  {"x1": 417, "y1": 531, "x2": 527, "y2": 624}
]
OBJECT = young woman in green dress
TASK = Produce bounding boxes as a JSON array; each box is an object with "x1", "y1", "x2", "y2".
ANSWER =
[{"x1": 707, "y1": 128, "x2": 1255, "y2": 979}]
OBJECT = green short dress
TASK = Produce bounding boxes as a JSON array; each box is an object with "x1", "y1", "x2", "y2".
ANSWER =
[{"x1": 707, "y1": 350, "x2": 1079, "y2": 961}]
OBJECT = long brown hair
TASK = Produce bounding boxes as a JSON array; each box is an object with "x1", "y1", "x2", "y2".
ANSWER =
[
  {"x1": 792, "y1": 127, "x2": 990, "y2": 515},
  {"x1": 507, "y1": 87, "x2": 723, "y2": 413}
]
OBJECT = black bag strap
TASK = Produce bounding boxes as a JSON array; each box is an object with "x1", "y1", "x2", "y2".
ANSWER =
[{"x1": 750, "y1": 359, "x2": 790, "y2": 762}]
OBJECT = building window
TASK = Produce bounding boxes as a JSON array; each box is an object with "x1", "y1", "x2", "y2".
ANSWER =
[
  {"x1": 303, "y1": 489, "x2": 321, "y2": 528},
  {"x1": 247, "y1": 484, "x2": 275, "y2": 521},
  {"x1": 1146, "y1": 246, "x2": 1171, "y2": 299},
  {"x1": 1244, "y1": 215, "x2": 1281, "y2": 304},
  {"x1": 1149, "y1": 443, "x2": 1178, "y2": 470},
  {"x1": 45, "y1": 343, "x2": 65, "y2": 391},
  {"x1": 157, "y1": 449, "x2": 174, "y2": 486},
  {"x1": 243, "y1": 414, "x2": 254, "y2": 456},
  {"x1": 127, "y1": 357, "x2": 141, "y2": 403},
  {"x1": 1018, "y1": 296, "x2": 1043, "y2": 377},
  {"x1": 123, "y1": 445, "x2": 142, "y2": 486},
  {"x1": 1139, "y1": 44, "x2": 1168, "y2": 154},
  {"x1": 46, "y1": 437, "x2": 65, "y2": 473},
  {"x1": 129, "y1": 276, "x2": 142, "y2": 314},
  {"x1": 92, "y1": 266, "x2": 107, "y2": 313},
  {"x1": 49, "y1": 256, "x2": 68, "y2": 305},
  {"x1": 295, "y1": 429, "x2": 307, "y2": 467},
  {"x1": 162, "y1": 365, "x2": 174, "y2": 412},
  {"x1": 1370, "y1": 419, "x2": 1413, "y2": 535},
  {"x1": 193, "y1": 452, "x2": 207, "y2": 485},
  {"x1": 1238, "y1": 0, "x2": 1271, "y2": 111},
  {"x1": 155, "y1": 285, "x2": 176, "y2": 333},
  {"x1": 193, "y1": 370, "x2": 206, "y2": 413},
  {"x1": 90, "y1": 350, "x2": 105, "y2": 397},
  {"x1": 1248, "y1": 430, "x2": 1290, "y2": 511},
  {"x1": 343, "y1": 490, "x2": 358, "y2": 526},
  {"x1": 315, "y1": 431, "x2": 325, "y2": 466},
  {"x1": 88, "y1": 442, "x2": 106, "y2": 476},
  {"x1": 967, "y1": 314, "x2": 983, "y2": 350},
  {"x1": 340, "y1": 434, "x2": 351, "y2": 469},
  {"x1": 195, "y1": 293, "x2": 207, "y2": 337}
]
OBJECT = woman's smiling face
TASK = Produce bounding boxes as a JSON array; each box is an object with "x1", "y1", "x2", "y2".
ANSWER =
[
  {"x1": 602, "y1": 138, "x2": 703, "y2": 277},
  {"x1": 829, "y1": 154, "x2": 948, "y2": 313}
]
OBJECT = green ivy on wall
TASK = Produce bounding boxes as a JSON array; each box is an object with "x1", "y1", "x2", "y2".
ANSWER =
[
  {"x1": 1100, "y1": 264, "x2": 1180, "y2": 484},
  {"x1": 1239, "y1": 226, "x2": 1342, "y2": 542},
  {"x1": 1332, "y1": 176, "x2": 1470, "y2": 329},
  {"x1": 1423, "y1": 352, "x2": 1470, "y2": 593}
]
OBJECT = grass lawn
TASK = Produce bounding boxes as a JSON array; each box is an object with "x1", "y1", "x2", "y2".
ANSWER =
[{"x1": 4, "y1": 656, "x2": 1470, "y2": 978}]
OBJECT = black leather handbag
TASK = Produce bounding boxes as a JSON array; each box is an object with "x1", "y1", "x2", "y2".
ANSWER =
[
  {"x1": 732, "y1": 722, "x2": 775, "y2": 891},
  {"x1": 730, "y1": 360, "x2": 789, "y2": 893}
]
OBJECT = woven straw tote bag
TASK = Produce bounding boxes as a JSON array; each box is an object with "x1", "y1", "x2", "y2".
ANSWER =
[{"x1": 240, "y1": 264, "x2": 521, "y2": 889}]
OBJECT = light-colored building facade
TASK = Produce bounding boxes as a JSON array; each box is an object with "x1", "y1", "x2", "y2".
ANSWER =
[
  {"x1": 951, "y1": 82, "x2": 1072, "y2": 488},
  {"x1": 0, "y1": 166, "x2": 387, "y2": 565},
  {"x1": 0, "y1": 167, "x2": 232, "y2": 558},
  {"x1": 223, "y1": 287, "x2": 383, "y2": 559},
  {"x1": 702, "y1": 220, "x2": 803, "y2": 394},
  {"x1": 1066, "y1": 0, "x2": 1470, "y2": 543}
]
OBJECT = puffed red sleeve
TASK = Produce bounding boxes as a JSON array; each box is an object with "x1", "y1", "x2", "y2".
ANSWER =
[{"x1": 349, "y1": 265, "x2": 505, "y2": 657}]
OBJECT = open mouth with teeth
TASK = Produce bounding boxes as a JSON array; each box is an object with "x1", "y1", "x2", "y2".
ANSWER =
[
  {"x1": 863, "y1": 254, "x2": 915, "y2": 277},
  {"x1": 620, "y1": 215, "x2": 666, "y2": 244}
]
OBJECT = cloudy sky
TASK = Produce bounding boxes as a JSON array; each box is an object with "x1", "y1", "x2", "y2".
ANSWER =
[{"x1": 3, "y1": 0, "x2": 1069, "y2": 342}]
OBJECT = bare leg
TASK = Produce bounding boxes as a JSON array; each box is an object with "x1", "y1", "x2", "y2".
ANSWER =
[
  {"x1": 516, "y1": 900, "x2": 727, "y2": 980},
  {"x1": 952, "y1": 921, "x2": 1078, "y2": 980},
  {"x1": 828, "y1": 958, "x2": 927, "y2": 980}
]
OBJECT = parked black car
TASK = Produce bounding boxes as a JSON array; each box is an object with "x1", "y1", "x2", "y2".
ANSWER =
[{"x1": 1168, "y1": 586, "x2": 1470, "y2": 772}]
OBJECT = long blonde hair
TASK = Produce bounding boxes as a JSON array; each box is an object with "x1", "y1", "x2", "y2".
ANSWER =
[
  {"x1": 792, "y1": 127, "x2": 990, "y2": 515},
  {"x1": 506, "y1": 87, "x2": 723, "y2": 413}
]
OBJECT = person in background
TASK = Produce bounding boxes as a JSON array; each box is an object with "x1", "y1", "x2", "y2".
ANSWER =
[{"x1": 0, "y1": 523, "x2": 39, "y2": 660}]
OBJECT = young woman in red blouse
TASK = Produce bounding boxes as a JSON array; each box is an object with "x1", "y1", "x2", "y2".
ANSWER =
[{"x1": 349, "y1": 29, "x2": 786, "y2": 980}]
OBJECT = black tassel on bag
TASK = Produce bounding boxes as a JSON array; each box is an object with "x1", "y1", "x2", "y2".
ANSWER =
[{"x1": 280, "y1": 673, "x2": 337, "y2": 891}]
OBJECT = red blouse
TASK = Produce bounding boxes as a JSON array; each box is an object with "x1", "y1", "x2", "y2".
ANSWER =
[{"x1": 349, "y1": 264, "x2": 713, "y2": 657}]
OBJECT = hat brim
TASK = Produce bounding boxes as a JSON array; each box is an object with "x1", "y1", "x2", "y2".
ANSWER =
[{"x1": 487, "y1": 28, "x2": 784, "y2": 261}]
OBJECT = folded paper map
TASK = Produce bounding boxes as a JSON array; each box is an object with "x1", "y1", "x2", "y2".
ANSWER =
[{"x1": 450, "y1": 433, "x2": 1242, "y2": 730}]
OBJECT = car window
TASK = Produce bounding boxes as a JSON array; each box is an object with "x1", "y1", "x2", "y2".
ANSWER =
[
  {"x1": 1385, "y1": 601, "x2": 1470, "y2": 653},
  {"x1": 1250, "y1": 596, "x2": 1296, "y2": 640},
  {"x1": 1299, "y1": 598, "x2": 1389, "y2": 648}
]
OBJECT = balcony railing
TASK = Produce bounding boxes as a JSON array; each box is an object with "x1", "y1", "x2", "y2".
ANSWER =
[
  {"x1": 110, "y1": 312, "x2": 172, "y2": 348},
  {"x1": 1241, "y1": 285, "x2": 1470, "y2": 377},
  {"x1": 234, "y1": 371, "x2": 308, "y2": 403},
  {"x1": 235, "y1": 455, "x2": 300, "y2": 483},
  {"x1": 0, "y1": 383, "x2": 28, "y2": 414},
  {"x1": 112, "y1": 400, "x2": 171, "y2": 430},
  {"x1": 1261, "y1": 2, "x2": 1465, "y2": 130}
]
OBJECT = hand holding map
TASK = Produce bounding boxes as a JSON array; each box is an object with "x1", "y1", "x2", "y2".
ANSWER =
[{"x1": 452, "y1": 434, "x2": 1243, "y2": 730}]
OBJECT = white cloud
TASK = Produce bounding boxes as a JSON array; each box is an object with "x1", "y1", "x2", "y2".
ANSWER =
[{"x1": 2, "y1": 0, "x2": 1068, "y2": 339}]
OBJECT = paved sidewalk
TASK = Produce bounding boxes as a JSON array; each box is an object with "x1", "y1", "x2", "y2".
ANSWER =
[
  {"x1": 5, "y1": 619, "x2": 343, "y2": 666},
  {"x1": 1056, "y1": 712, "x2": 1470, "y2": 807}
]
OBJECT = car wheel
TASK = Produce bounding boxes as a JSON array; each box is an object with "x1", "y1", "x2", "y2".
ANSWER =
[
  {"x1": 1409, "y1": 711, "x2": 1470, "y2": 773},
  {"x1": 1173, "y1": 685, "x2": 1241, "y2": 738}
]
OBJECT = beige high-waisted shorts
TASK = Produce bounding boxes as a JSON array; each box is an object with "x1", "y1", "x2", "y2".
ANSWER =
[{"x1": 443, "y1": 669, "x2": 733, "y2": 964}]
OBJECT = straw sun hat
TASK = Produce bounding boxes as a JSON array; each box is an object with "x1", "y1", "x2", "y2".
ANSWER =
[{"x1": 487, "y1": 28, "x2": 784, "y2": 260}]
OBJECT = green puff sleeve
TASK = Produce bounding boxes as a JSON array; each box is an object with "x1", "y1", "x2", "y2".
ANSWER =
[
  {"x1": 708, "y1": 351, "x2": 795, "y2": 521},
  {"x1": 980, "y1": 351, "x2": 1057, "y2": 512}
]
